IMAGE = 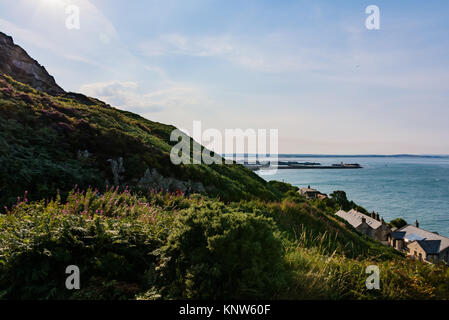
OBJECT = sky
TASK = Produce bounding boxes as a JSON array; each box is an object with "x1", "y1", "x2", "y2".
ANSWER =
[{"x1": 1, "y1": 0, "x2": 449, "y2": 154}]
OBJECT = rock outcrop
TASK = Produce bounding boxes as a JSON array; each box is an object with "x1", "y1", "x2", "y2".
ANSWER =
[
  {"x1": 105, "y1": 156, "x2": 207, "y2": 194},
  {"x1": 138, "y1": 168, "x2": 206, "y2": 193},
  {"x1": 0, "y1": 31, "x2": 64, "y2": 95},
  {"x1": 107, "y1": 157, "x2": 126, "y2": 186}
]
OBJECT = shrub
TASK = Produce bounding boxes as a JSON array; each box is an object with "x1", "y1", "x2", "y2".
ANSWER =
[
  {"x1": 158, "y1": 204, "x2": 288, "y2": 299},
  {"x1": 0, "y1": 192, "x2": 168, "y2": 300}
]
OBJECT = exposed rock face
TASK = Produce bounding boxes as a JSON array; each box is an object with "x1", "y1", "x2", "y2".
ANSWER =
[
  {"x1": 138, "y1": 168, "x2": 206, "y2": 194},
  {"x1": 0, "y1": 31, "x2": 64, "y2": 95},
  {"x1": 105, "y1": 157, "x2": 206, "y2": 194},
  {"x1": 107, "y1": 157, "x2": 125, "y2": 186}
]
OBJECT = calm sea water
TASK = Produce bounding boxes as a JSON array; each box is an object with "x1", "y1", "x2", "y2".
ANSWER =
[{"x1": 255, "y1": 156, "x2": 449, "y2": 236}]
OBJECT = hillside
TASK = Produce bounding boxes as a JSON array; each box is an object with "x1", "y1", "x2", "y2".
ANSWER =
[
  {"x1": 0, "y1": 32, "x2": 280, "y2": 207},
  {"x1": 0, "y1": 73, "x2": 279, "y2": 207},
  {"x1": 0, "y1": 32, "x2": 281, "y2": 207},
  {"x1": 2, "y1": 187, "x2": 449, "y2": 300}
]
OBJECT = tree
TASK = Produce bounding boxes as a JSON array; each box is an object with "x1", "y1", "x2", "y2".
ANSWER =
[
  {"x1": 389, "y1": 218, "x2": 407, "y2": 229},
  {"x1": 330, "y1": 190, "x2": 350, "y2": 210}
]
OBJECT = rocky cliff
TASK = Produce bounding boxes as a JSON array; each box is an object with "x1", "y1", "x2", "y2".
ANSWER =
[{"x1": 0, "y1": 31, "x2": 64, "y2": 95}]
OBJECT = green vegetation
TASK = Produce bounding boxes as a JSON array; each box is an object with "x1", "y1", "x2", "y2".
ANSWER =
[
  {"x1": 389, "y1": 218, "x2": 408, "y2": 229},
  {"x1": 1, "y1": 187, "x2": 449, "y2": 300},
  {"x1": 330, "y1": 190, "x2": 369, "y2": 213},
  {"x1": 158, "y1": 203, "x2": 287, "y2": 299}
]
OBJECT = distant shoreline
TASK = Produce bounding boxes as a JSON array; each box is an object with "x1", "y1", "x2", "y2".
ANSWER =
[{"x1": 223, "y1": 154, "x2": 449, "y2": 159}]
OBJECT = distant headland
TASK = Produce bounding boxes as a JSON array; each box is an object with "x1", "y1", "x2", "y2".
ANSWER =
[{"x1": 224, "y1": 154, "x2": 449, "y2": 159}]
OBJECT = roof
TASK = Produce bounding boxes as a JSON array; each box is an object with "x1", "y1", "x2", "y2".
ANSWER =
[
  {"x1": 299, "y1": 187, "x2": 319, "y2": 193},
  {"x1": 335, "y1": 209, "x2": 382, "y2": 230},
  {"x1": 405, "y1": 233, "x2": 426, "y2": 242},
  {"x1": 390, "y1": 231, "x2": 406, "y2": 240},
  {"x1": 417, "y1": 240, "x2": 442, "y2": 254},
  {"x1": 348, "y1": 209, "x2": 383, "y2": 229},
  {"x1": 397, "y1": 224, "x2": 449, "y2": 254}
]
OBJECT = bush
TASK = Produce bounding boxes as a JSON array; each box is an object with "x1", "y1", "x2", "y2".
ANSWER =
[
  {"x1": 268, "y1": 180, "x2": 298, "y2": 197},
  {"x1": 389, "y1": 218, "x2": 407, "y2": 229},
  {"x1": 0, "y1": 192, "x2": 167, "y2": 300},
  {"x1": 158, "y1": 204, "x2": 288, "y2": 299}
]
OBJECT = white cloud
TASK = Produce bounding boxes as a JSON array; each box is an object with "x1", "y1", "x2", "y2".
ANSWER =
[
  {"x1": 139, "y1": 33, "x2": 329, "y2": 73},
  {"x1": 137, "y1": 30, "x2": 449, "y2": 92},
  {"x1": 139, "y1": 34, "x2": 233, "y2": 57},
  {"x1": 79, "y1": 81, "x2": 210, "y2": 113}
]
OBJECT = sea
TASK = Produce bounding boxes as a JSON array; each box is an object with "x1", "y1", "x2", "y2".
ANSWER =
[{"x1": 253, "y1": 155, "x2": 449, "y2": 236}]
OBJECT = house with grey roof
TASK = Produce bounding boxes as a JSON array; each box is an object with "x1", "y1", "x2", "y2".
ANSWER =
[
  {"x1": 335, "y1": 209, "x2": 391, "y2": 242},
  {"x1": 298, "y1": 186, "x2": 327, "y2": 200},
  {"x1": 392, "y1": 221, "x2": 449, "y2": 264}
]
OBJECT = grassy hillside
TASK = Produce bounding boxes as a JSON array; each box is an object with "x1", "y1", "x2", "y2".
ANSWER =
[
  {"x1": 1, "y1": 186, "x2": 448, "y2": 300},
  {"x1": 0, "y1": 74, "x2": 278, "y2": 208}
]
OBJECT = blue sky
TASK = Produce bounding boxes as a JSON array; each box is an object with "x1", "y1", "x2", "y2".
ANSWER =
[{"x1": 1, "y1": 0, "x2": 449, "y2": 154}]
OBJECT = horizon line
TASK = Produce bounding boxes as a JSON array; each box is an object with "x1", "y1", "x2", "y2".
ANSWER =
[{"x1": 222, "y1": 154, "x2": 449, "y2": 158}]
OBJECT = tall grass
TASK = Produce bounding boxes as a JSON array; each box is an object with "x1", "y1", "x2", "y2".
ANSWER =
[
  {"x1": 283, "y1": 239, "x2": 449, "y2": 300},
  {"x1": 1, "y1": 186, "x2": 449, "y2": 299}
]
